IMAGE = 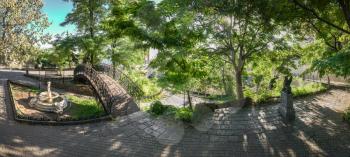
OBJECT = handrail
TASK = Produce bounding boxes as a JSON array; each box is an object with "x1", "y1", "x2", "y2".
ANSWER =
[
  {"x1": 96, "y1": 64, "x2": 144, "y2": 102},
  {"x1": 74, "y1": 65, "x2": 114, "y2": 113},
  {"x1": 74, "y1": 64, "x2": 144, "y2": 114}
]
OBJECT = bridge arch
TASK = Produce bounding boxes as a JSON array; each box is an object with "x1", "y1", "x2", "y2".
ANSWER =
[{"x1": 74, "y1": 65, "x2": 140, "y2": 117}]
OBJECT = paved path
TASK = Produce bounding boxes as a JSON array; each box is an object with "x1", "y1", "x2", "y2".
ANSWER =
[{"x1": 1, "y1": 70, "x2": 350, "y2": 156}]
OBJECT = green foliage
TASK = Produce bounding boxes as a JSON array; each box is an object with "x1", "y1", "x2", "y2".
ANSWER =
[
  {"x1": 108, "y1": 38, "x2": 144, "y2": 68},
  {"x1": 36, "y1": 50, "x2": 57, "y2": 68},
  {"x1": 292, "y1": 83, "x2": 327, "y2": 97},
  {"x1": 343, "y1": 108, "x2": 350, "y2": 122},
  {"x1": 0, "y1": 0, "x2": 50, "y2": 65},
  {"x1": 206, "y1": 95, "x2": 235, "y2": 104},
  {"x1": 312, "y1": 45, "x2": 350, "y2": 77},
  {"x1": 67, "y1": 95, "x2": 105, "y2": 119},
  {"x1": 175, "y1": 107, "x2": 193, "y2": 122},
  {"x1": 61, "y1": 0, "x2": 109, "y2": 65},
  {"x1": 147, "y1": 101, "x2": 193, "y2": 122},
  {"x1": 127, "y1": 70, "x2": 162, "y2": 100},
  {"x1": 148, "y1": 101, "x2": 167, "y2": 116},
  {"x1": 11, "y1": 84, "x2": 43, "y2": 94},
  {"x1": 244, "y1": 79, "x2": 326, "y2": 103}
]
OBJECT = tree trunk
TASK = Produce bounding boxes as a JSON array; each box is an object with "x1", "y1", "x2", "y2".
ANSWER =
[
  {"x1": 90, "y1": 52, "x2": 94, "y2": 66},
  {"x1": 235, "y1": 70, "x2": 244, "y2": 105},
  {"x1": 187, "y1": 90, "x2": 193, "y2": 110},
  {"x1": 256, "y1": 82, "x2": 260, "y2": 93},
  {"x1": 327, "y1": 75, "x2": 331, "y2": 88},
  {"x1": 88, "y1": 0, "x2": 95, "y2": 65},
  {"x1": 3, "y1": 52, "x2": 8, "y2": 65},
  {"x1": 183, "y1": 91, "x2": 186, "y2": 108},
  {"x1": 222, "y1": 67, "x2": 226, "y2": 92},
  {"x1": 338, "y1": 0, "x2": 350, "y2": 29}
]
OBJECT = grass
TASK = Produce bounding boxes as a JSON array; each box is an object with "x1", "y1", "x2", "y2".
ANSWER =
[
  {"x1": 244, "y1": 82, "x2": 327, "y2": 104},
  {"x1": 66, "y1": 95, "x2": 105, "y2": 119},
  {"x1": 11, "y1": 84, "x2": 43, "y2": 94},
  {"x1": 206, "y1": 95, "x2": 235, "y2": 103},
  {"x1": 292, "y1": 83, "x2": 327, "y2": 97}
]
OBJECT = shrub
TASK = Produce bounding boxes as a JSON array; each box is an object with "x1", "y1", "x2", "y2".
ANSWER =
[
  {"x1": 148, "y1": 101, "x2": 167, "y2": 116},
  {"x1": 163, "y1": 105, "x2": 177, "y2": 116},
  {"x1": 175, "y1": 107, "x2": 193, "y2": 122},
  {"x1": 343, "y1": 108, "x2": 350, "y2": 122},
  {"x1": 147, "y1": 101, "x2": 194, "y2": 122}
]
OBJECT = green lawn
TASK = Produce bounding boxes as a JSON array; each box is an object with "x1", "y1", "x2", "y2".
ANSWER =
[{"x1": 66, "y1": 95, "x2": 105, "y2": 119}]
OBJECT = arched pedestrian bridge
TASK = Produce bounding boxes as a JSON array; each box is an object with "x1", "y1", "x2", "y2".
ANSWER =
[{"x1": 74, "y1": 64, "x2": 142, "y2": 116}]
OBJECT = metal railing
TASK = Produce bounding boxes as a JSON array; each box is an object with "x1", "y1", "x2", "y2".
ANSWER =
[
  {"x1": 97, "y1": 64, "x2": 144, "y2": 102},
  {"x1": 74, "y1": 64, "x2": 144, "y2": 113},
  {"x1": 74, "y1": 65, "x2": 114, "y2": 113}
]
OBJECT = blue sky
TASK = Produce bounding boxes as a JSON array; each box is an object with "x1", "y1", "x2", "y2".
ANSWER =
[
  {"x1": 42, "y1": 0, "x2": 76, "y2": 35},
  {"x1": 42, "y1": 0, "x2": 161, "y2": 35}
]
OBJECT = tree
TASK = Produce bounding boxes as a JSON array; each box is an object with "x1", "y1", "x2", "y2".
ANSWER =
[
  {"x1": 182, "y1": 0, "x2": 285, "y2": 104},
  {"x1": 52, "y1": 32, "x2": 79, "y2": 68},
  {"x1": 0, "y1": 0, "x2": 50, "y2": 65},
  {"x1": 61, "y1": 0, "x2": 109, "y2": 65},
  {"x1": 290, "y1": 0, "x2": 350, "y2": 34},
  {"x1": 281, "y1": 0, "x2": 350, "y2": 78}
]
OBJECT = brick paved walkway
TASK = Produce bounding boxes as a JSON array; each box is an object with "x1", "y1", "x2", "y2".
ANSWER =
[{"x1": 1, "y1": 70, "x2": 350, "y2": 157}]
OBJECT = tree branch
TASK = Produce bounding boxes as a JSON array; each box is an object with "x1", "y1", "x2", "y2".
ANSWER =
[
  {"x1": 291, "y1": 0, "x2": 350, "y2": 34},
  {"x1": 308, "y1": 21, "x2": 338, "y2": 50}
]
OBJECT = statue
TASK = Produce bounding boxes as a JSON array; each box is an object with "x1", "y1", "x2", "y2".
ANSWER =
[
  {"x1": 47, "y1": 81, "x2": 52, "y2": 103},
  {"x1": 29, "y1": 81, "x2": 69, "y2": 113},
  {"x1": 279, "y1": 75, "x2": 295, "y2": 122},
  {"x1": 282, "y1": 76, "x2": 293, "y2": 93},
  {"x1": 269, "y1": 76, "x2": 278, "y2": 90}
]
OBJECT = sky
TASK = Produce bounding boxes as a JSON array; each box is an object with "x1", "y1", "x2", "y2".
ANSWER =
[
  {"x1": 42, "y1": 0, "x2": 76, "y2": 35},
  {"x1": 42, "y1": 0, "x2": 162, "y2": 35}
]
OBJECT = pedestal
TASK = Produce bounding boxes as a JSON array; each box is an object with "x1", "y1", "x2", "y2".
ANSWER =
[{"x1": 279, "y1": 91, "x2": 295, "y2": 122}]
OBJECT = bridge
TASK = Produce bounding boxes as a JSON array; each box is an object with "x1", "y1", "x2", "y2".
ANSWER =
[{"x1": 74, "y1": 64, "x2": 143, "y2": 117}]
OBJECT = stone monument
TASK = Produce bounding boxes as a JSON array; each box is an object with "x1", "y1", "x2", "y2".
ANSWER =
[
  {"x1": 279, "y1": 76, "x2": 295, "y2": 122},
  {"x1": 29, "y1": 81, "x2": 68, "y2": 114}
]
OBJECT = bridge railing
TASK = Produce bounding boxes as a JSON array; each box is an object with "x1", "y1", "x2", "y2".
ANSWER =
[
  {"x1": 74, "y1": 65, "x2": 115, "y2": 113},
  {"x1": 74, "y1": 64, "x2": 144, "y2": 113},
  {"x1": 97, "y1": 64, "x2": 144, "y2": 102}
]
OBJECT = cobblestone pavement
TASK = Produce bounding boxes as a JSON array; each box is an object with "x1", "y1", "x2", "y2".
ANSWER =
[{"x1": 1, "y1": 70, "x2": 350, "y2": 157}]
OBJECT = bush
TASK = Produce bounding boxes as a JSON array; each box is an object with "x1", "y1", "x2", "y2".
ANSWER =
[
  {"x1": 175, "y1": 107, "x2": 193, "y2": 122},
  {"x1": 147, "y1": 101, "x2": 194, "y2": 122},
  {"x1": 148, "y1": 101, "x2": 167, "y2": 116},
  {"x1": 128, "y1": 71, "x2": 162, "y2": 100},
  {"x1": 344, "y1": 108, "x2": 350, "y2": 122}
]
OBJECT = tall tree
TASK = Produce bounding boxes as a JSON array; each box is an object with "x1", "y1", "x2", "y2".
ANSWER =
[
  {"x1": 0, "y1": 0, "x2": 50, "y2": 65},
  {"x1": 61, "y1": 0, "x2": 108, "y2": 65},
  {"x1": 290, "y1": 0, "x2": 350, "y2": 34},
  {"x1": 183, "y1": 0, "x2": 284, "y2": 104}
]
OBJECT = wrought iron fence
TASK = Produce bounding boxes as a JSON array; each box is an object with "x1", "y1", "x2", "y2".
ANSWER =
[{"x1": 96, "y1": 64, "x2": 144, "y2": 102}]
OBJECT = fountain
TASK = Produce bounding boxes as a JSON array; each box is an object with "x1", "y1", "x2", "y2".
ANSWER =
[{"x1": 29, "y1": 81, "x2": 69, "y2": 114}]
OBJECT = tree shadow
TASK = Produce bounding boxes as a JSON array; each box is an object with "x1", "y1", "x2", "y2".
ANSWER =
[{"x1": 1, "y1": 78, "x2": 350, "y2": 157}]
